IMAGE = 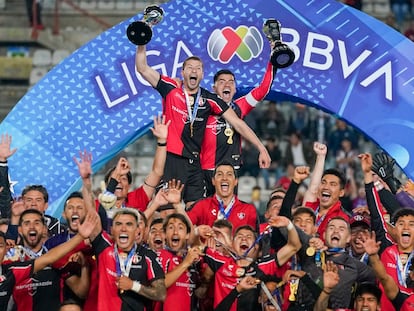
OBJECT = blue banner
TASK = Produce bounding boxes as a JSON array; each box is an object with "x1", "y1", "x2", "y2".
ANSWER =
[{"x1": 1, "y1": 0, "x2": 413, "y2": 217}]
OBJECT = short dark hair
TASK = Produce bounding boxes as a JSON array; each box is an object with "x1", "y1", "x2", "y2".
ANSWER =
[
  {"x1": 322, "y1": 168, "x2": 347, "y2": 189},
  {"x1": 22, "y1": 185, "x2": 49, "y2": 203},
  {"x1": 354, "y1": 283, "x2": 381, "y2": 302},
  {"x1": 213, "y1": 69, "x2": 235, "y2": 83},
  {"x1": 213, "y1": 219, "x2": 233, "y2": 233},
  {"x1": 104, "y1": 166, "x2": 132, "y2": 185},
  {"x1": 270, "y1": 187, "x2": 286, "y2": 198},
  {"x1": 163, "y1": 213, "x2": 191, "y2": 234},
  {"x1": 183, "y1": 56, "x2": 203, "y2": 69},
  {"x1": 149, "y1": 218, "x2": 164, "y2": 229},
  {"x1": 292, "y1": 207, "x2": 316, "y2": 224},
  {"x1": 59, "y1": 298, "x2": 82, "y2": 310},
  {"x1": 19, "y1": 209, "x2": 46, "y2": 226},
  {"x1": 234, "y1": 225, "x2": 257, "y2": 239},
  {"x1": 391, "y1": 207, "x2": 414, "y2": 225},
  {"x1": 64, "y1": 191, "x2": 83, "y2": 210},
  {"x1": 213, "y1": 161, "x2": 237, "y2": 178}
]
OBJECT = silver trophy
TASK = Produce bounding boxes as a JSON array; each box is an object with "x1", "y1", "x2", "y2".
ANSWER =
[
  {"x1": 127, "y1": 5, "x2": 164, "y2": 45},
  {"x1": 263, "y1": 19, "x2": 295, "y2": 68}
]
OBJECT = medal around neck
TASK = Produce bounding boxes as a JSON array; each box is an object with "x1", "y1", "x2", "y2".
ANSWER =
[
  {"x1": 263, "y1": 19, "x2": 295, "y2": 68},
  {"x1": 127, "y1": 5, "x2": 164, "y2": 45}
]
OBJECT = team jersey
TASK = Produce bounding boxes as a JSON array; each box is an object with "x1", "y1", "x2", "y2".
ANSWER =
[
  {"x1": 304, "y1": 200, "x2": 350, "y2": 239},
  {"x1": 187, "y1": 195, "x2": 258, "y2": 233},
  {"x1": 156, "y1": 76, "x2": 230, "y2": 160},
  {"x1": 4, "y1": 247, "x2": 64, "y2": 311},
  {"x1": 200, "y1": 62, "x2": 275, "y2": 170},
  {"x1": 0, "y1": 261, "x2": 33, "y2": 310},
  {"x1": 45, "y1": 231, "x2": 98, "y2": 311},
  {"x1": 92, "y1": 232, "x2": 165, "y2": 311},
  {"x1": 204, "y1": 248, "x2": 281, "y2": 311},
  {"x1": 156, "y1": 248, "x2": 201, "y2": 311},
  {"x1": 393, "y1": 290, "x2": 414, "y2": 311}
]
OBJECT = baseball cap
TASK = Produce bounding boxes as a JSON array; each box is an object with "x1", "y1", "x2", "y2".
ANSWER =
[{"x1": 350, "y1": 214, "x2": 371, "y2": 229}]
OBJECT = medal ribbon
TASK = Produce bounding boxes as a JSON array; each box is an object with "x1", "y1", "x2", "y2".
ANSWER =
[
  {"x1": 241, "y1": 225, "x2": 272, "y2": 259},
  {"x1": 217, "y1": 195, "x2": 236, "y2": 220},
  {"x1": 396, "y1": 251, "x2": 414, "y2": 287},
  {"x1": 183, "y1": 88, "x2": 201, "y2": 129},
  {"x1": 115, "y1": 244, "x2": 137, "y2": 277}
]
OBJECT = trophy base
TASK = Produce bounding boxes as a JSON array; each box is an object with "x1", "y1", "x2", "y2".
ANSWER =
[
  {"x1": 126, "y1": 21, "x2": 153, "y2": 45},
  {"x1": 271, "y1": 43, "x2": 295, "y2": 68}
]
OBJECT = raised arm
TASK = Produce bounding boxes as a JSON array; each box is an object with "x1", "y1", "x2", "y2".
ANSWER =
[
  {"x1": 268, "y1": 216, "x2": 301, "y2": 265},
  {"x1": 363, "y1": 231, "x2": 399, "y2": 300},
  {"x1": 0, "y1": 134, "x2": 17, "y2": 219},
  {"x1": 142, "y1": 114, "x2": 170, "y2": 198},
  {"x1": 303, "y1": 142, "x2": 327, "y2": 204},
  {"x1": 222, "y1": 108, "x2": 271, "y2": 168},
  {"x1": 135, "y1": 45, "x2": 161, "y2": 87},
  {"x1": 33, "y1": 212, "x2": 99, "y2": 273}
]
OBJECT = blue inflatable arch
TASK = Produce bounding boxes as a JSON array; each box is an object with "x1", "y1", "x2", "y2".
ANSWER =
[{"x1": 1, "y1": 0, "x2": 413, "y2": 217}]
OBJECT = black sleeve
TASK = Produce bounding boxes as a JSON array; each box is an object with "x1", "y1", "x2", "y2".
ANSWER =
[
  {"x1": 98, "y1": 204, "x2": 108, "y2": 232},
  {"x1": 365, "y1": 182, "x2": 393, "y2": 254},
  {"x1": 392, "y1": 290, "x2": 408, "y2": 310},
  {"x1": 300, "y1": 273, "x2": 322, "y2": 300},
  {"x1": 279, "y1": 180, "x2": 300, "y2": 219},
  {"x1": 378, "y1": 188, "x2": 401, "y2": 216},
  {"x1": 214, "y1": 288, "x2": 239, "y2": 311},
  {"x1": 0, "y1": 161, "x2": 12, "y2": 219}
]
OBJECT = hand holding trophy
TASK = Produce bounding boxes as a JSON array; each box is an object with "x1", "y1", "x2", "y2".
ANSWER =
[
  {"x1": 127, "y1": 5, "x2": 164, "y2": 45},
  {"x1": 263, "y1": 19, "x2": 295, "y2": 68}
]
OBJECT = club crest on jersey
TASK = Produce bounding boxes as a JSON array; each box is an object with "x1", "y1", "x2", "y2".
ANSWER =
[
  {"x1": 237, "y1": 212, "x2": 245, "y2": 220},
  {"x1": 132, "y1": 255, "x2": 141, "y2": 264}
]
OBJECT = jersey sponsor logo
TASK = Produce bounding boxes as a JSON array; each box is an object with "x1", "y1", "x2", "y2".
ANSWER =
[
  {"x1": 15, "y1": 278, "x2": 53, "y2": 296},
  {"x1": 387, "y1": 263, "x2": 397, "y2": 269},
  {"x1": 207, "y1": 26, "x2": 263, "y2": 64}
]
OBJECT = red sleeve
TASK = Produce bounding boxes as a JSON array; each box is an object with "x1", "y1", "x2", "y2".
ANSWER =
[{"x1": 126, "y1": 185, "x2": 151, "y2": 212}]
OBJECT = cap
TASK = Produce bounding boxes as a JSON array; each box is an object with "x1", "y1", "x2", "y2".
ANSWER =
[{"x1": 350, "y1": 213, "x2": 371, "y2": 229}]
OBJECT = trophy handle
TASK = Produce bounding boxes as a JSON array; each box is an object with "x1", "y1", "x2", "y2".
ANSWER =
[{"x1": 126, "y1": 5, "x2": 164, "y2": 45}]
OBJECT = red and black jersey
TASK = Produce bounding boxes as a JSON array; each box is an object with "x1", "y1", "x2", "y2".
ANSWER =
[
  {"x1": 187, "y1": 195, "x2": 258, "y2": 233},
  {"x1": 200, "y1": 62, "x2": 275, "y2": 170},
  {"x1": 4, "y1": 247, "x2": 65, "y2": 311},
  {"x1": 156, "y1": 249, "x2": 201, "y2": 311},
  {"x1": 92, "y1": 232, "x2": 165, "y2": 311},
  {"x1": 204, "y1": 248, "x2": 281, "y2": 311},
  {"x1": 0, "y1": 261, "x2": 33, "y2": 310},
  {"x1": 156, "y1": 76, "x2": 229, "y2": 160}
]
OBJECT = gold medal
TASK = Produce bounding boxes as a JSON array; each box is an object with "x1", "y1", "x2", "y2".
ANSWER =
[
  {"x1": 224, "y1": 127, "x2": 234, "y2": 144},
  {"x1": 400, "y1": 253, "x2": 408, "y2": 265},
  {"x1": 188, "y1": 95, "x2": 194, "y2": 106},
  {"x1": 306, "y1": 246, "x2": 315, "y2": 257},
  {"x1": 236, "y1": 267, "x2": 245, "y2": 277}
]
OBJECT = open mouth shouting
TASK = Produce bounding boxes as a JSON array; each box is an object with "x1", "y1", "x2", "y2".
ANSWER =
[
  {"x1": 118, "y1": 233, "x2": 129, "y2": 246},
  {"x1": 71, "y1": 215, "x2": 80, "y2": 226},
  {"x1": 27, "y1": 230, "x2": 39, "y2": 243},
  {"x1": 320, "y1": 191, "x2": 331, "y2": 203},
  {"x1": 401, "y1": 231, "x2": 412, "y2": 245},
  {"x1": 221, "y1": 88, "x2": 232, "y2": 102}
]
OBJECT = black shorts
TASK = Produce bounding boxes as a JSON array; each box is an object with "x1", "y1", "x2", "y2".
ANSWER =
[{"x1": 164, "y1": 152, "x2": 206, "y2": 203}]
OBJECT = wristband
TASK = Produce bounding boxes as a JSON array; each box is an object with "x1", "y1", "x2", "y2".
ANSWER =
[
  {"x1": 132, "y1": 281, "x2": 142, "y2": 293},
  {"x1": 157, "y1": 141, "x2": 167, "y2": 147},
  {"x1": 287, "y1": 221, "x2": 294, "y2": 231},
  {"x1": 322, "y1": 288, "x2": 331, "y2": 295}
]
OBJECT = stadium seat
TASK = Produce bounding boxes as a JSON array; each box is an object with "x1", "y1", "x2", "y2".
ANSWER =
[
  {"x1": 79, "y1": 0, "x2": 97, "y2": 10},
  {"x1": 237, "y1": 176, "x2": 257, "y2": 196},
  {"x1": 116, "y1": 0, "x2": 134, "y2": 10},
  {"x1": 97, "y1": 0, "x2": 115, "y2": 10},
  {"x1": 29, "y1": 67, "x2": 48, "y2": 85},
  {"x1": 52, "y1": 49, "x2": 70, "y2": 66},
  {"x1": 32, "y1": 49, "x2": 52, "y2": 67}
]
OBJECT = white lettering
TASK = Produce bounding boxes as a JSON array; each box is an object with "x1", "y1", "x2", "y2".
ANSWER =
[
  {"x1": 360, "y1": 61, "x2": 393, "y2": 100},
  {"x1": 303, "y1": 32, "x2": 334, "y2": 70}
]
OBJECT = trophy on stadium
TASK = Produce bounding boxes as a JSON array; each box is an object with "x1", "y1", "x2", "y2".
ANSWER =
[
  {"x1": 126, "y1": 5, "x2": 164, "y2": 45},
  {"x1": 263, "y1": 19, "x2": 295, "y2": 68}
]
